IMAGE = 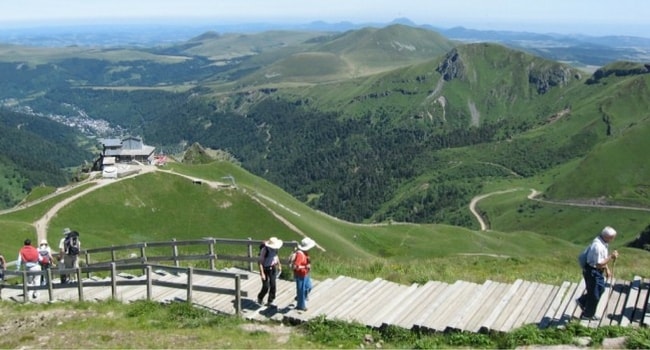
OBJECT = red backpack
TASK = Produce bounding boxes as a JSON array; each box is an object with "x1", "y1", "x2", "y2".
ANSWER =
[{"x1": 39, "y1": 250, "x2": 51, "y2": 265}]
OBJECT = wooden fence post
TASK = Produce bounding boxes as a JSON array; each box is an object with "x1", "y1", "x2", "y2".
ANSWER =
[
  {"x1": 140, "y1": 243, "x2": 147, "y2": 276},
  {"x1": 84, "y1": 251, "x2": 91, "y2": 279},
  {"x1": 76, "y1": 268, "x2": 84, "y2": 301},
  {"x1": 173, "y1": 239, "x2": 179, "y2": 267},
  {"x1": 235, "y1": 274, "x2": 242, "y2": 316},
  {"x1": 187, "y1": 267, "x2": 193, "y2": 303},
  {"x1": 111, "y1": 262, "x2": 117, "y2": 300},
  {"x1": 22, "y1": 271, "x2": 28, "y2": 303},
  {"x1": 208, "y1": 239, "x2": 216, "y2": 271},
  {"x1": 146, "y1": 265, "x2": 152, "y2": 301},
  {"x1": 47, "y1": 269, "x2": 54, "y2": 302},
  {"x1": 247, "y1": 237, "x2": 253, "y2": 272}
]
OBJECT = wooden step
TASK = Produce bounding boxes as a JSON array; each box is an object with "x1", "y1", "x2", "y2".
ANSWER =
[
  {"x1": 379, "y1": 280, "x2": 442, "y2": 329},
  {"x1": 446, "y1": 280, "x2": 497, "y2": 332}
]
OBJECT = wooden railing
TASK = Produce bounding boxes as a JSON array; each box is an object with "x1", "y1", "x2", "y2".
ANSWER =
[
  {"x1": 1, "y1": 237, "x2": 299, "y2": 315},
  {"x1": 1, "y1": 263, "x2": 249, "y2": 314},
  {"x1": 81, "y1": 237, "x2": 299, "y2": 271}
]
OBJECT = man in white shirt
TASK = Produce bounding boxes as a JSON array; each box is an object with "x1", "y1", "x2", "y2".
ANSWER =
[{"x1": 577, "y1": 226, "x2": 619, "y2": 320}]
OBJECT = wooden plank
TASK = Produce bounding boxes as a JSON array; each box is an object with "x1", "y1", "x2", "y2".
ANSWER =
[
  {"x1": 396, "y1": 281, "x2": 449, "y2": 329},
  {"x1": 325, "y1": 278, "x2": 383, "y2": 321},
  {"x1": 412, "y1": 281, "x2": 466, "y2": 330},
  {"x1": 422, "y1": 281, "x2": 482, "y2": 332},
  {"x1": 632, "y1": 276, "x2": 649, "y2": 326},
  {"x1": 599, "y1": 278, "x2": 627, "y2": 327},
  {"x1": 620, "y1": 277, "x2": 641, "y2": 327},
  {"x1": 298, "y1": 276, "x2": 366, "y2": 319},
  {"x1": 642, "y1": 278, "x2": 650, "y2": 326},
  {"x1": 446, "y1": 280, "x2": 495, "y2": 332},
  {"x1": 552, "y1": 281, "x2": 581, "y2": 328},
  {"x1": 464, "y1": 281, "x2": 511, "y2": 333},
  {"x1": 479, "y1": 279, "x2": 525, "y2": 332},
  {"x1": 495, "y1": 281, "x2": 538, "y2": 332},
  {"x1": 151, "y1": 273, "x2": 188, "y2": 302},
  {"x1": 343, "y1": 281, "x2": 405, "y2": 325},
  {"x1": 282, "y1": 276, "x2": 346, "y2": 322},
  {"x1": 523, "y1": 283, "x2": 557, "y2": 326},
  {"x1": 539, "y1": 281, "x2": 570, "y2": 328},
  {"x1": 580, "y1": 277, "x2": 624, "y2": 328},
  {"x1": 380, "y1": 281, "x2": 441, "y2": 329},
  {"x1": 280, "y1": 277, "x2": 337, "y2": 323},
  {"x1": 368, "y1": 283, "x2": 419, "y2": 329}
]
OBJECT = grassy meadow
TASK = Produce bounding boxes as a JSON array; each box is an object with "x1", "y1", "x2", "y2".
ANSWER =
[{"x1": 2, "y1": 159, "x2": 647, "y2": 287}]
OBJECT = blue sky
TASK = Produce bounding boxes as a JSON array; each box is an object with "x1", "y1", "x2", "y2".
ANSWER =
[{"x1": 1, "y1": 0, "x2": 648, "y2": 37}]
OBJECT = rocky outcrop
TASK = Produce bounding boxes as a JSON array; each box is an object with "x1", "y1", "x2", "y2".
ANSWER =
[
  {"x1": 436, "y1": 48, "x2": 465, "y2": 81},
  {"x1": 586, "y1": 62, "x2": 650, "y2": 84},
  {"x1": 528, "y1": 64, "x2": 580, "y2": 94}
]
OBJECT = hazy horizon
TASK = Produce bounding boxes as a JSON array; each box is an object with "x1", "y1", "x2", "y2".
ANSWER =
[{"x1": 1, "y1": 0, "x2": 648, "y2": 38}]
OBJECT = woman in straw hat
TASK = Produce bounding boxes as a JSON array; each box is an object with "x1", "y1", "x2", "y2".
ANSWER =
[
  {"x1": 257, "y1": 237, "x2": 283, "y2": 306},
  {"x1": 290, "y1": 237, "x2": 316, "y2": 311}
]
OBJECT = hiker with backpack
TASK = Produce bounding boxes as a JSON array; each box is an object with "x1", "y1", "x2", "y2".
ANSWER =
[
  {"x1": 38, "y1": 240, "x2": 55, "y2": 286},
  {"x1": 257, "y1": 237, "x2": 283, "y2": 306},
  {"x1": 16, "y1": 239, "x2": 42, "y2": 299},
  {"x1": 576, "y1": 226, "x2": 619, "y2": 321},
  {"x1": 58, "y1": 228, "x2": 81, "y2": 283},
  {"x1": 290, "y1": 237, "x2": 316, "y2": 311}
]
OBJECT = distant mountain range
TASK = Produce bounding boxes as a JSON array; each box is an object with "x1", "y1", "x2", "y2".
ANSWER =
[{"x1": 1, "y1": 18, "x2": 649, "y2": 67}]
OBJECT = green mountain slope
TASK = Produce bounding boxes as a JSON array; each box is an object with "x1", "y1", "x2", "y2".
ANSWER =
[
  {"x1": 0, "y1": 109, "x2": 93, "y2": 207},
  {"x1": 234, "y1": 24, "x2": 456, "y2": 85}
]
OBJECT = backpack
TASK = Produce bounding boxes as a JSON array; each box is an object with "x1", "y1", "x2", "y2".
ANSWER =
[
  {"x1": 39, "y1": 250, "x2": 51, "y2": 265},
  {"x1": 577, "y1": 246, "x2": 589, "y2": 269},
  {"x1": 259, "y1": 243, "x2": 269, "y2": 259},
  {"x1": 65, "y1": 231, "x2": 80, "y2": 255}
]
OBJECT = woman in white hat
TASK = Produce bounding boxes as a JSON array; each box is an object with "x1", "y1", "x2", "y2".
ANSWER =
[
  {"x1": 290, "y1": 237, "x2": 316, "y2": 311},
  {"x1": 37, "y1": 240, "x2": 55, "y2": 286},
  {"x1": 257, "y1": 237, "x2": 283, "y2": 306}
]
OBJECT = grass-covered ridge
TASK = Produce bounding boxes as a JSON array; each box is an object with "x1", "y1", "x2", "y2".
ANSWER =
[{"x1": 1, "y1": 160, "x2": 646, "y2": 286}]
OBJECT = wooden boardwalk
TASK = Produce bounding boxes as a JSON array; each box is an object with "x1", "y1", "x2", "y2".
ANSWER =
[{"x1": 2, "y1": 268, "x2": 649, "y2": 333}]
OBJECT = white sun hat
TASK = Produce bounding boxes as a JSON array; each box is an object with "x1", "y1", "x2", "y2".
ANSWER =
[
  {"x1": 265, "y1": 237, "x2": 284, "y2": 250},
  {"x1": 298, "y1": 237, "x2": 316, "y2": 251}
]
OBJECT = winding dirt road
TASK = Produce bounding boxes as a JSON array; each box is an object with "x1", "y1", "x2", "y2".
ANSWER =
[
  {"x1": 34, "y1": 164, "x2": 158, "y2": 243},
  {"x1": 469, "y1": 188, "x2": 650, "y2": 231}
]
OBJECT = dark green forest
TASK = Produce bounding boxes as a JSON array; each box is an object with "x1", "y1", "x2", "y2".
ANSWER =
[
  {"x1": 0, "y1": 109, "x2": 93, "y2": 207},
  {"x1": 1, "y1": 80, "x2": 605, "y2": 223}
]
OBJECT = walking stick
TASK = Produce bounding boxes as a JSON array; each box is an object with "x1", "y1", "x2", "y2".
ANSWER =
[{"x1": 608, "y1": 257, "x2": 616, "y2": 300}]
